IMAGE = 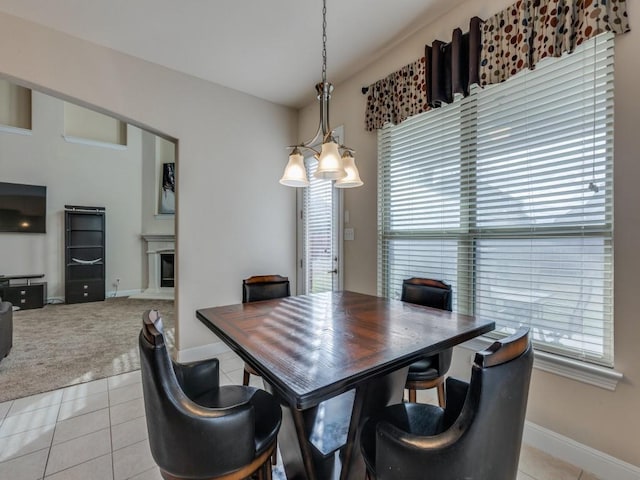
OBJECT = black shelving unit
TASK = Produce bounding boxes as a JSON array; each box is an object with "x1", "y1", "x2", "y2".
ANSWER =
[{"x1": 65, "y1": 205, "x2": 105, "y2": 304}]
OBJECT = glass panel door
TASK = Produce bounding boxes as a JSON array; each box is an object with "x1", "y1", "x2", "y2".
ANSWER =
[{"x1": 298, "y1": 155, "x2": 343, "y2": 294}]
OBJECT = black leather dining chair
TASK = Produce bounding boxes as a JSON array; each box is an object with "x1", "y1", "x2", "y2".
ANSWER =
[
  {"x1": 242, "y1": 274, "x2": 290, "y2": 303},
  {"x1": 401, "y1": 277, "x2": 453, "y2": 406},
  {"x1": 139, "y1": 310, "x2": 282, "y2": 480},
  {"x1": 242, "y1": 274, "x2": 290, "y2": 386},
  {"x1": 360, "y1": 327, "x2": 533, "y2": 480}
]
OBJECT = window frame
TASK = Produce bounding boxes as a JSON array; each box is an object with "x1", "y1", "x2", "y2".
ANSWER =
[{"x1": 378, "y1": 33, "x2": 618, "y2": 381}]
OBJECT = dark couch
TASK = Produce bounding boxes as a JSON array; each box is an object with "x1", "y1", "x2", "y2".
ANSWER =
[{"x1": 0, "y1": 301, "x2": 13, "y2": 361}]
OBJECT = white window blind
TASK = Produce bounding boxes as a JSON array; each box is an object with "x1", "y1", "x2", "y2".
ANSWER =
[
  {"x1": 303, "y1": 157, "x2": 334, "y2": 294},
  {"x1": 378, "y1": 33, "x2": 614, "y2": 366}
]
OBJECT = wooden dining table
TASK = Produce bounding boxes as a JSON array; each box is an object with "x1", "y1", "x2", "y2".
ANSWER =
[{"x1": 196, "y1": 290, "x2": 495, "y2": 480}]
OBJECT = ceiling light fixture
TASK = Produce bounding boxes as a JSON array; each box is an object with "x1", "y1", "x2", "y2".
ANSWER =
[{"x1": 279, "y1": 0, "x2": 362, "y2": 188}]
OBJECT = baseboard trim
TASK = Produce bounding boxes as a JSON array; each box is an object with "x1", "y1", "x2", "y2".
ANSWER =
[
  {"x1": 107, "y1": 289, "x2": 142, "y2": 298},
  {"x1": 47, "y1": 290, "x2": 142, "y2": 304},
  {"x1": 176, "y1": 341, "x2": 231, "y2": 363},
  {"x1": 523, "y1": 421, "x2": 640, "y2": 479}
]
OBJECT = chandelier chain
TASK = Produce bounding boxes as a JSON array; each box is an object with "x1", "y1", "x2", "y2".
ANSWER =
[{"x1": 322, "y1": 0, "x2": 327, "y2": 84}]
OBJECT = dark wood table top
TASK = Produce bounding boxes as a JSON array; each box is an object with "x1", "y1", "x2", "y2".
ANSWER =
[{"x1": 196, "y1": 290, "x2": 494, "y2": 410}]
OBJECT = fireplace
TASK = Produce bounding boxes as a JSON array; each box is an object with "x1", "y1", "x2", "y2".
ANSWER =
[
  {"x1": 130, "y1": 234, "x2": 175, "y2": 300},
  {"x1": 160, "y1": 253, "x2": 174, "y2": 288}
]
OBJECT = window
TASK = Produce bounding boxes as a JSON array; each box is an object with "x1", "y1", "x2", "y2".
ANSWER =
[{"x1": 378, "y1": 33, "x2": 614, "y2": 367}]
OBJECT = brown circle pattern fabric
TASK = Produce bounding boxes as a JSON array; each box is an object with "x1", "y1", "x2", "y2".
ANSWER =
[
  {"x1": 394, "y1": 58, "x2": 429, "y2": 125},
  {"x1": 480, "y1": 0, "x2": 533, "y2": 86},
  {"x1": 365, "y1": 57, "x2": 429, "y2": 132},
  {"x1": 365, "y1": 73, "x2": 396, "y2": 132},
  {"x1": 480, "y1": 0, "x2": 630, "y2": 86}
]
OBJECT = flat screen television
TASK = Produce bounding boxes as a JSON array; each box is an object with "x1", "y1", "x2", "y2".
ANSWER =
[{"x1": 0, "y1": 182, "x2": 46, "y2": 233}]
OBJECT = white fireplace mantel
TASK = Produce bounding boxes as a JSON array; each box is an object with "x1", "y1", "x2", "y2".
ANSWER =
[
  {"x1": 141, "y1": 234, "x2": 175, "y2": 243},
  {"x1": 130, "y1": 234, "x2": 175, "y2": 300}
]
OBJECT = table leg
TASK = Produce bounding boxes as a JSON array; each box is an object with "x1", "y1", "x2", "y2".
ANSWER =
[
  {"x1": 265, "y1": 368, "x2": 407, "y2": 480},
  {"x1": 281, "y1": 402, "x2": 347, "y2": 480},
  {"x1": 264, "y1": 384, "x2": 320, "y2": 480},
  {"x1": 339, "y1": 367, "x2": 409, "y2": 480}
]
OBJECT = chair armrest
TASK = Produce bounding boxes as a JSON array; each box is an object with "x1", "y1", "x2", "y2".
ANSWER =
[
  {"x1": 172, "y1": 357, "x2": 220, "y2": 399},
  {"x1": 147, "y1": 386, "x2": 257, "y2": 474},
  {"x1": 442, "y1": 377, "x2": 468, "y2": 429},
  {"x1": 377, "y1": 414, "x2": 465, "y2": 451},
  {"x1": 375, "y1": 415, "x2": 469, "y2": 480},
  {"x1": 374, "y1": 377, "x2": 474, "y2": 479},
  {"x1": 436, "y1": 348, "x2": 453, "y2": 375}
]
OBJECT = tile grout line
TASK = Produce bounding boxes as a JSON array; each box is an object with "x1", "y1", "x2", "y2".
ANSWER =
[
  {"x1": 42, "y1": 400, "x2": 63, "y2": 480},
  {"x1": 42, "y1": 453, "x2": 113, "y2": 480},
  {"x1": 108, "y1": 381, "x2": 116, "y2": 480},
  {"x1": 43, "y1": 426, "x2": 113, "y2": 478}
]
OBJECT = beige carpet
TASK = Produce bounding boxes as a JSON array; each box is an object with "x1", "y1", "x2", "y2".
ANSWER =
[{"x1": 0, "y1": 297, "x2": 175, "y2": 403}]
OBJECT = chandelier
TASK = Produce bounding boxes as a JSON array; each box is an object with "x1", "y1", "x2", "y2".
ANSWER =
[{"x1": 279, "y1": 0, "x2": 363, "y2": 188}]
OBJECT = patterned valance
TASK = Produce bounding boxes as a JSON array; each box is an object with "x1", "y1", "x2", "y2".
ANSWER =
[
  {"x1": 365, "y1": 18, "x2": 480, "y2": 132},
  {"x1": 480, "y1": 0, "x2": 630, "y2": 85},
  {"x1": 364, "y1": 0, "x2": 629, "y2": 131},
  {"x1": 365, "y1": 58, "x2": 428, "y2": 132}
]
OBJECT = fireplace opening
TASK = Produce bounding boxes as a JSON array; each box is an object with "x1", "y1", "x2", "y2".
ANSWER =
[{"x1": 160, "y1": 253, "x2": 174, "y2": 288}]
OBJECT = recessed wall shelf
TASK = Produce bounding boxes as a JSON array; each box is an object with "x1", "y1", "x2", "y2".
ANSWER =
[
  {"x1": 0, "y1": 124, "x2": 33, "y2": 136},
  {"x1": 62, "y1": 135, "x2": 128, "y2": 151}
]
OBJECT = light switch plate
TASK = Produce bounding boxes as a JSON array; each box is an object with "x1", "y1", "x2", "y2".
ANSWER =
[{"x1": 344, "y1": 228, "x2": 354, "y2": 241}]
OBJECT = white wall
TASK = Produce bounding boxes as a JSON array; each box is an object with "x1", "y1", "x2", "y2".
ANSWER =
[
  {"x1": 0, "y1": 12, "x2": 298, "y2": 355},
  {"x1": 0, "y1": 91, "x2": 144, "y2": 299},
  {"x1": 297, "y1": 0, "x2": 640, "y2": 468}
]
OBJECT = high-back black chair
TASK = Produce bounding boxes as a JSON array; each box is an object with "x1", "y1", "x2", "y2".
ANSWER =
[
  {"x1": 242, "y1": 274, "x2": 290, "y2": 303},
  {"x1": 139, "y1": 310, "x2": 282, "y2": 480},
  {"x1": 360, "y1": 328, "x2": 533, "y2": 480},
  {"x1": 0, "y1": 301, "x2": 13, "y2": 362},
  {"x1": 401, "y1": 277, "x2": 453, "y2": 406},
  {"x1": 242, "y1": 274, "x2": 290, "y2": 386}
]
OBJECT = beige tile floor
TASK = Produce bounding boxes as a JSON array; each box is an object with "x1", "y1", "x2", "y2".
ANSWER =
[{"x1": 0, "y1": 350, "x2": 600, "y2": 480}]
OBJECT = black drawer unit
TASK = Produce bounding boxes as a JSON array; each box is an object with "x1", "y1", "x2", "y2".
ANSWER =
[
  {"x1": 65, "y1": 280, "x2": 105, "y2": 304},
  {"x1": 65, "y1": 205, "x2": 105, "y2": 304},
  {"x1": 0, "y1": 283, "x2": 45, "y2": 309}
]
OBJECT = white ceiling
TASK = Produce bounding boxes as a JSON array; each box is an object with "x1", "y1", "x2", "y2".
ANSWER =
[{"x1": 0, "y1": 0, "x2": 464, "y2": 108}]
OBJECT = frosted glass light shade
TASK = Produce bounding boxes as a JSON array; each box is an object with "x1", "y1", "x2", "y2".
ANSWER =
[
  {"x1": 280, "y1": 151, "x2": 309, "y2": 187},
  {"x1": 335, "y1": 153, "x2": 363, "y2": 188},
  {"x1": 314, "y1": 141, "x2": 346, "y2": 180}
]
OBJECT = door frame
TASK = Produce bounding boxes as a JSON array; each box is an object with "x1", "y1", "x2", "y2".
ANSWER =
[{"x1": 296, "y1": 126, "x2": 345, "y2": 294}]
